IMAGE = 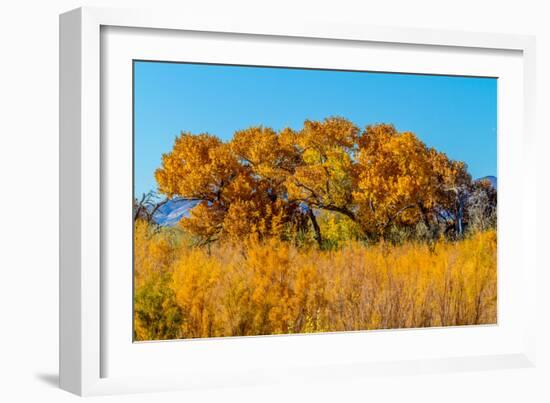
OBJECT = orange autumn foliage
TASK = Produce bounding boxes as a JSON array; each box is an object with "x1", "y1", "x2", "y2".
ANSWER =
[
  {"x1": 154, "y1": 118, "x2": 477, "y2": 245},
  {"x1": 354, "y1": 124, "x2": 471, "y2": 237}
]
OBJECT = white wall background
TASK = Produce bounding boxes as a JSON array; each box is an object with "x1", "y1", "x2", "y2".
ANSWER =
[{"x1": 0, "y1": 0, "x2": 548, "y2": 401}]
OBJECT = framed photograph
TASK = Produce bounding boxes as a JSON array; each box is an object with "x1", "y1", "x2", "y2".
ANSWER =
[{"x1": 60, "y1": 7, "x2": 537, "y2": 396}]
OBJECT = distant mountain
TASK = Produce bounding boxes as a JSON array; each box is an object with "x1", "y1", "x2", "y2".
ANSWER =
[
  {"x1": 153, "y1": 198, "x2": 199, "y2": 226},
  {"x1": 476, "y1": 175, "x2": 497, "y2": 189}
]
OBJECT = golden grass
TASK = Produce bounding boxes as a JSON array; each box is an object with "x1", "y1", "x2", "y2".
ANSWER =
[{"x1": 134, "y1": 221, "x2": 496, "y2": 341}]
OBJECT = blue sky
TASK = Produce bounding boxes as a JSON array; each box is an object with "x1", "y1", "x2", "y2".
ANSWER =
[{"x1": 134, "y1": 61, "x2": 497, "y2": 198}]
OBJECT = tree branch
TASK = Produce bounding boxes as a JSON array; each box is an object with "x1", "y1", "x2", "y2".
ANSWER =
[{"x1": 382, "y1": 204, "x2": 416, "y2": 229}]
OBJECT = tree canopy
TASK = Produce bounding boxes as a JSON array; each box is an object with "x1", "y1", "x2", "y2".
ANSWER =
[{"x1": 154, "y1": 117, "x2": 493, "y2": 246}]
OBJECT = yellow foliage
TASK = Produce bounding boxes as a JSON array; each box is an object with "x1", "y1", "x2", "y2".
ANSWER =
[
  {"x1": 155, "y1": 130, "x2": 302, "y2": 244},
  {"x1": 317, "y1": 210, "x2": 363, "y2": 248},
  {"x1": 286, "y1": 117, "x2": 358, "y2": 217},
  {"x1": 155, "y1": 133, "x2": 239, "y2": 199},
  {"x1": 134, "y1": 220, "x2": 497, "y2": 340},
  {"x1": 133, "y1": 220, "x2": 185, "y2": 340},
  {"x1": 354, "y1": 124, "x2": 471, "y2": 237},
  {"x1": 153, "y1": 119, "x2": 480, "y2": 245}
]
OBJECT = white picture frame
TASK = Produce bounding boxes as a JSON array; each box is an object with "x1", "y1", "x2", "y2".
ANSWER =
[{"x1": 59, "y1": 6, "x2": 537, "y2": 396}]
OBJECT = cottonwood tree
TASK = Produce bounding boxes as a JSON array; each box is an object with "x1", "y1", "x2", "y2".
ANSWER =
[
  {"x1": 155, "y1": 131, "x2": 303, "y2": 245},
  {"x1": 284, "y1": 118, "x2": 359, "y2": 245},
  {"x1": 154, "y1": 118, "x2": 481, "y2": 246}
]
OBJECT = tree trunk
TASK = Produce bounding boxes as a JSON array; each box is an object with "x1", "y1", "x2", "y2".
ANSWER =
[
  {"x1": 307, "y1": 208, "x2": 323, "y2": 248},
  {"x1": 417, "y1": 202, "x2": 437, "y2": 240},
  {"x1": 417, "y1": 202, "x2": 431, "y2": 228},
  {"x1": 456, "y1": 196, "x2": 464, "y2": 237}
]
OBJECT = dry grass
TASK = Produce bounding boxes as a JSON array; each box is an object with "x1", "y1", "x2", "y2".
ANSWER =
[{"x1": 134, "y1": 221, "x2": 496, "y2": 341}]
